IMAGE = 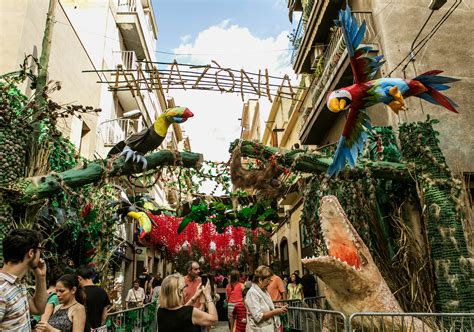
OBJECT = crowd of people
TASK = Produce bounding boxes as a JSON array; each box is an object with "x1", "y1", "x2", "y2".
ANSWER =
[
  {"x1": 0, "y1": 229, "x2": 318, "y2": 332},
  {"x1": 0, "y1": 229, "x2": 111, "y2": 332},
  {"x1": 156, "y1": 261, "x2": 318, "y2": 332}
]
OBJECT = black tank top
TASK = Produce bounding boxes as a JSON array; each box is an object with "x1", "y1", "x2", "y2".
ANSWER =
[{"x1": 157, "y1": 306, "x2": 200, "y2": 332}]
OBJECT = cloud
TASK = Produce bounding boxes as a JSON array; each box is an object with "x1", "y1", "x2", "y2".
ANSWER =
[
  {"x1": 179, "y1": 34, "x2": 191, "y2": 43},
  {"x1": 166, "y1": 21, "x2": 293, "y2": 166}
]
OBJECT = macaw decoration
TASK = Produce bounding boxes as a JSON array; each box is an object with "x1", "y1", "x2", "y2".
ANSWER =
[
  {"x1": 108, "y1": 107, "x2": 193, "y2": 169},
  {"x1": 326, "y1": 6, "x2": 459, "y2": 176}
]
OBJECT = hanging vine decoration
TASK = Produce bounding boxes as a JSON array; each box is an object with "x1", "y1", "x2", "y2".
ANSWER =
[
  {"x1": 164, "y1": 160, "x2": 233, "y2": 197},
  {"x1": 176, "y1": 197, "x2": 279, "y2": 234},
  {"x1": 126, "y1": 167, "x2": 164, "y2": 189}
]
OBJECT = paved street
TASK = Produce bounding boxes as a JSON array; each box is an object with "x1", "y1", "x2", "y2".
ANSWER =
[{"x1": 211, "y1": 321, "x2": 230, "y2": 331}]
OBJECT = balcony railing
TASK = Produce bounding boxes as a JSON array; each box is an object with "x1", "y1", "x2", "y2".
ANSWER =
[
  {"x1": 299, "y1": 11, "x2": 377, "y2": 135},
  {"x1": 354, "y1": 11, "x2": 377, "y2": 44},
  {"x1": 115, "y1": 50, "x2": 137, "y2": 71},
  {"x1": 290, "y1": 16, "x2": 306, "y2": 65},
  {"x1": 116, "y1": 0, "x2": 156, "y2": 60},
  {"x1": 299, "y1": 26, "x2": 345, "y2": 133},
  {"x1": 117, "y1": 0, "x2": 137, "y2": 11},
  {"x1": 98, "y1": 118, "x2": 137, "y2": 147}
]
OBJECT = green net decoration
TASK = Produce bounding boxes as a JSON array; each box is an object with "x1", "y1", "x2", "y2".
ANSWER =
[{"x1": 399, "y1": 118, "x2": 473, "y2": 313}]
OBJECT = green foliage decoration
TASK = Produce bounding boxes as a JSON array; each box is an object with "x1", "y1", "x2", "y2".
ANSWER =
[{"x1": 178, "y1": 198, "x2": 278, "y2": 234}]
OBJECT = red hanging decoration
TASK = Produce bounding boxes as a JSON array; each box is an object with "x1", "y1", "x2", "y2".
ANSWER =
[{"x1": 148, "y1": 214, "x2": 248, "y2": 269}]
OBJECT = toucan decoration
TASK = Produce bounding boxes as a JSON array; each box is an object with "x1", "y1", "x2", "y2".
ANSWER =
[
  {"x1": 110, "y1": 192, "x2": 169, "y2": 239},
  {"x1": 108, "y1": 107, "x2": 193, "y2": 169},
  {"x1": 127, "y1": 211, "x2": 152, "y2": 239},
  {"x1": 326, "y1": 6, "x2": 459, "y2": 176}
]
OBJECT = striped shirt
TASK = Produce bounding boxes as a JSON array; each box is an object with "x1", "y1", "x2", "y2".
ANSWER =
[
  {"x1": 0, "y1": 272, "x2": 31, "y2": 331},
  {"x1": 232, "y1": 302, "x2": 247, "y2": 332}
]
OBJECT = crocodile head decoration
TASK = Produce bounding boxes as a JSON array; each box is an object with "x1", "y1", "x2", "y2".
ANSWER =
[
  {"x1": 302, "y1": 195, "x2": 431, "y2": 330},
  {"x1": 302, "y1": 195, "x2": 402, "y2": 314}
]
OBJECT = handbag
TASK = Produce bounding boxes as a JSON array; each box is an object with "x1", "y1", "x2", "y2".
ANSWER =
[{"x1": 223, "y1": 300, "x2": 228, "y2": 309}]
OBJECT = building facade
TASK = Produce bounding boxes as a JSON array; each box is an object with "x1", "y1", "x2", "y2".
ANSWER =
[
  {"x1": 291, "y1": 0, "x2": 472, "y2": 175},
  {"x1": 260, "y1": 0, "x2": 473, "y2": 279},
  {"x1": 0, "y1": 0, "x2": 187, "y2": 304}
]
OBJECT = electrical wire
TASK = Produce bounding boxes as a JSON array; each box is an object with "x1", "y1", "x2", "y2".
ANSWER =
[
  {"x1": 400, "y1": 9, "x2": 435, "y2": 78},
  {"x1": 409, "y1": 0, "x2": 462, "y2": 61},
  {"x1": 387, "y1": 0, "x2": 461, "y2": 77},
  {"x1": 53, "y1": 19, "x2": 294, "y2": 57}
]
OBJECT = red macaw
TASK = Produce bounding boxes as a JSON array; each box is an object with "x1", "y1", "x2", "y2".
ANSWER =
[{"x1": 327, "y1": 6, "x2": 459, "y2": 176}]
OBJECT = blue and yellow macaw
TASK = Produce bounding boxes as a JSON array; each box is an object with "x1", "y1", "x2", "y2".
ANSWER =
[{"x1": 326, "y1": 6, "x2": 459, "y2": 176}]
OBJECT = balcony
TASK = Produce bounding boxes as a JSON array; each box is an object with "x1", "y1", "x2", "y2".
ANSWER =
[
  {"x1": 98, "y1": 118, "x2": 137, "y2": 147},
  {"x1": 299, "y1": 11, "x2": 378, "y2": 145},
  {"x1": 290, "y1": 16, "x2": 306, "y2": 65},
  {"x1": 113, "y1": 50, "x2": 158, "y2": 125},
  {"x1": 116, "y1": 0, "x2": 157, "y2": 61},
  {"x1": 291, "y1": 0, "x2": 341, "y2": 74}
]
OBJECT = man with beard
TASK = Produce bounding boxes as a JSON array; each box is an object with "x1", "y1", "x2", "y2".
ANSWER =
[{"x1": 0, "y1": 229, "x2": 48, "y2": 331}]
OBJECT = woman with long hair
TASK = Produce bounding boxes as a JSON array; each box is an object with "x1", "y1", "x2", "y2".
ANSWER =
[
  {"x1": 35, "y1": 274, "x2": 86, "y2": 332},
  {"x1": 225, "y1": 270, "x2": 243, "y2": 332},
  {"x1": 287, "y1": 273, "x2": 304, "y2": 300},
  {"x1": 157, "y1": 274, "x2": 217, "y2": 331}
]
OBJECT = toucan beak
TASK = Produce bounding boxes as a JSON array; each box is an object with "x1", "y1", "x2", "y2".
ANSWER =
[{"x1": 183, "y1": 108, "x2": 194, "y2": 118}]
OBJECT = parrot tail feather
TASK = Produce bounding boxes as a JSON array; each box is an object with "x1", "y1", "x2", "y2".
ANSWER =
[{"x1": 413, "y1": 71, "x2": 460, "y2": 113}]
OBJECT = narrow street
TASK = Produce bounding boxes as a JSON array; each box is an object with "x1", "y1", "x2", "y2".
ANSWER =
[
  {"x1": 211, "y1": 322, "x2": 230, "y2": 332},
  {"x1": 0, "y1": 1, "x2": 472, "y2": 331}
]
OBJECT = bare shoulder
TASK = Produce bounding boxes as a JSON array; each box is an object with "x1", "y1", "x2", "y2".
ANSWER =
[{"x1": 71, "y1": 303, "x2": 86, "y2": 315}]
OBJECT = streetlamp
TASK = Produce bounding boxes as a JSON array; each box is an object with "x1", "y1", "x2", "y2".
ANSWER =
[
  {"x1": 99, "y1": 109, "x2": 142, "y2": 125},
  {"x1": 429, "y1": 0, "x2": 447, "y2": 10},
  {"x1": 98, "y1": 110, "x2": 142, "y2": 147}
]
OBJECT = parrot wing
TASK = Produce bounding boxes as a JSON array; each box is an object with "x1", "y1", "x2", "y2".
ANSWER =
[
  {"x1": 336, "y1": 6, "x2": 384, "y2": 84},
  {"x1": 328, "y1": 107, "x2": 372, "y2": 176}
]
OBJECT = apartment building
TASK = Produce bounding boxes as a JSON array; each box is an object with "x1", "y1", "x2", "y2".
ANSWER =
[
  {"x1": 260, "y1": 86, "x2": 305, "y2": 277},
  {"x1": 0, "y1": 0, "x2": 186, "y2": 300},
  {"x1": 290, "y1": 0, "x2": 472, "y2": 173},
  {"x1": 260, "y1": 0, "x2": 472, "y2": 276}
]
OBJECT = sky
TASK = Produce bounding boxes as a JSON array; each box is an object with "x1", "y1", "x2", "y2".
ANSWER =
[{"x1": 151, "y1": 0, "x2": 299, "y2": 163}]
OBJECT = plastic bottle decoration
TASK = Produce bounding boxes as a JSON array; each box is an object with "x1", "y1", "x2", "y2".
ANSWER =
[
  {"x1": 209, "y1": 241, "x2": 216, "y2": 253},
  {"x1": 181, "y1": 240, "x2": 190, "y2": 251}
]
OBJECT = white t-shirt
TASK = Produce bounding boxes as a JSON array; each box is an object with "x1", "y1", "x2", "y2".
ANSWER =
[{"x1": 126, "y1": 287, "x2": 145, "y2": 303}]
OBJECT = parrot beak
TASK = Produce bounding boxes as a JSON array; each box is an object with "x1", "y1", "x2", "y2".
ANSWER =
[
  {"x1": 328, "y1": 98, "x2": 343, "y2": 113},
  {"x1": 328, "y1": 97, "x2": 350, "y2": 113}
]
